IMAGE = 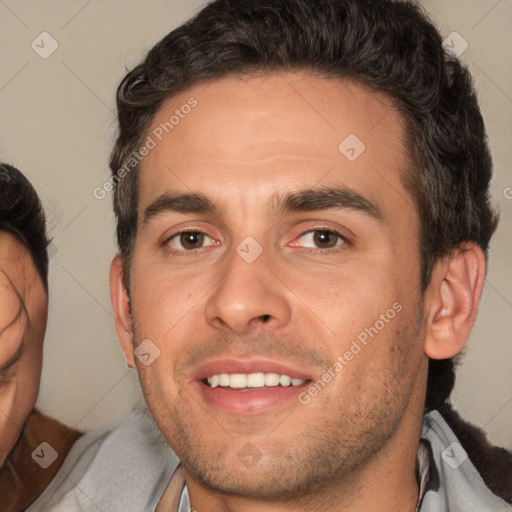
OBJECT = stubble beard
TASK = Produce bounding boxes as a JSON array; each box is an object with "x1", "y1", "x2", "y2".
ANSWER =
[{"x1": 134, "y1": 306, "x2": 424, "y2": 503}]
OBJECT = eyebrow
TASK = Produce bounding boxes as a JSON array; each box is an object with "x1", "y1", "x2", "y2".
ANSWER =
[
  {"x1": 142, "y1": 186, "x2": 384, "y2": 225},
  {"x1": 271, "y1": 186, "x2": 384, "y2": 221},
  {"x1": 143, "y1": 193, "x2": 220, "y2": 224}
]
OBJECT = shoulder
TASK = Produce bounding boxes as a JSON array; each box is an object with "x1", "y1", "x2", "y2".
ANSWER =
[
  {"x1": 436, "y1": 403, "x2": 512, "y2": 503},
  {"x1": 0, "y1": 409, "x2": 81, "y2": 512},
  {"x1": 420, "y1": 406, "x2": 512, "y2": 511},
  {"x1": 28, "y1": 408, "x2": 180, "y2": 512}
]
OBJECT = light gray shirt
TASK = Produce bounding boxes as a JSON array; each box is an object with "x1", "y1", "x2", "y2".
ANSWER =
[{"x1": 28, "y1": 408, "x2": 511, "y2": 511}]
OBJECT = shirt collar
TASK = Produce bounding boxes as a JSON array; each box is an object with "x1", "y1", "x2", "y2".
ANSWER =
[{"x1": 415, "y1": 440, "x2": 432, "y2": 511}]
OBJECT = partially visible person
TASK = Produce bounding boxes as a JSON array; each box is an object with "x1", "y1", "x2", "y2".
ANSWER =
[{"x1": 0, "y1": 163, "x2": 81, "y2": 511}]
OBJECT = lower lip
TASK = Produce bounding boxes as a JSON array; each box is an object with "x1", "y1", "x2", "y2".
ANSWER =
[{"x1": 196, "y1": 381, "x2": 309, "y2": 414}]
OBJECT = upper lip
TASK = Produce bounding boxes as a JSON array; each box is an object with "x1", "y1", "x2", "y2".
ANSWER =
[{"x1": 192, "y1": 358, "x2": 313, "y2": 381}]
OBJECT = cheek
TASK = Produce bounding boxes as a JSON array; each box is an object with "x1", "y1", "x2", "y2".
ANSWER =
[
  {"x1": 0, "y1": 387, "x2": 19, "y2": 465},
  {"x1": 130, "y1": 268, "x2": 208, "y2": 338},
  {"x1": 14, "y1": 337, "x2": 44, "y2": 409},
  {"x1": 136, "y1": 363, "x2": 182, "y2": 423},
  {"x1": 0, "y1": 361, "x2": 41, "y2": 465},
  {"x1": 14, "y1": 353, "x2": 42, "y2": 411},
  {"x1": 286, "y1": 263, "x2": 403, "y2": 339}
]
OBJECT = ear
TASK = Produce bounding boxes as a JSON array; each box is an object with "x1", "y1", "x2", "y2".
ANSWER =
[
  {"x1": 424, "y1": 244, "x2": 486, "y2": 359},
  {"x1": 110, "y1": 255, "x2": 135, "y2": 368}
]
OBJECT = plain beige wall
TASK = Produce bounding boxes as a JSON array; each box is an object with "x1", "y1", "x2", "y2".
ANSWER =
[{"x1": 0, "y1": 0, "x2": 510, "y2": 449}]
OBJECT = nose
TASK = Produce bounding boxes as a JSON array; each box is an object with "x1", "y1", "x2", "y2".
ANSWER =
[{"x1": 204, "y1": 246, "x2": 292, "y2": 335}]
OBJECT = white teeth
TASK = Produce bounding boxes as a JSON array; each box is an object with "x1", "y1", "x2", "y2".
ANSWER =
[
  {"x1": 264, "y1": 373, "x2": 280, "y2": 386},
  {"x1": 229, "y1": 374, "x2": 247, "y2": 388},
  {"x1": 279, "y1": 375, "x2": 292, "y2": 387},
  {"x1": 206, "y1": 372, "x2": 306, "y2": 389},
  {"x1": 246, "y1": 373, "x2": 265, "y2": 387}
]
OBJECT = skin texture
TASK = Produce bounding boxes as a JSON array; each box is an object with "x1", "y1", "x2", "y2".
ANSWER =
[
  {"x1": 110, "y1": 72, "x2": 486, "y2": 512},
  {"x1": 0, "y1": 232, "x2": 47, "y2": 467}
]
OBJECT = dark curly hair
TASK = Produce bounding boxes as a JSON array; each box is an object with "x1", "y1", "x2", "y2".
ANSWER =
[
  {"x1": 0, "y1": 163, "x2": 50, "y2": 291},
  {"x1": 109, "y1": 0, "x2": 498, "y2": 411}
]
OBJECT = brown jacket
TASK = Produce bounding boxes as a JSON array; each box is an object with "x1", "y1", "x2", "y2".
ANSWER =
[{"x1": 0, "y1": 409, "x2": 81, "y2": 512}]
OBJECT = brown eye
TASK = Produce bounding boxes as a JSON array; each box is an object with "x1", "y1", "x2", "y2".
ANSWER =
[
  {"x1": 313, "y1": 230, "x2": 339, "y2": 248},
  {"x1": 293, "y1": 229, "x2": 346, "y2": 250},
  {"x1": 167, "y1": 231, "x2": 215, "y2": 252},
  {"x1": 180, "y1": 232, "x2": 205, "y2": 250}
]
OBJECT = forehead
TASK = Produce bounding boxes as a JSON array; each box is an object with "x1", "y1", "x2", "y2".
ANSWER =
[
  {"x1": 0, "y1": 231, "x2": 30, "y2": 262},
  {"x1": 0, "y1": 232, "x2": 38, "y2": 290},
  {"x1": 138, "y1": 72, "x2": 411, "y2": 218}
]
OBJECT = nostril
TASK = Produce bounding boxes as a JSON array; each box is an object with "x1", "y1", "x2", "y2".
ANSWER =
[{"x1": 260, "y1": 314, "x2": 271, "y2": 323}]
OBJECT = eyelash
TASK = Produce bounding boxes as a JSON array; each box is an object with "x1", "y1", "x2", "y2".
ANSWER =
[
  {"x1": 164, "y1": 228, "x2": 350, "y2": 254},
  {"x1": 293, "y1": 228, "x2": 350, "y2": 254}
]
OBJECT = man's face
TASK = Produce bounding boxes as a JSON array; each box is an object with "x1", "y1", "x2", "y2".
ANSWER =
[
  {"x1": 125, "y1": 73, "x2": 428, "y2": 497},
  {"x1": 0, "y1": 232, "x2": 47, "y2": 466}
]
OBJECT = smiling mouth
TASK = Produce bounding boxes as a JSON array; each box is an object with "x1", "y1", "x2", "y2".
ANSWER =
[{"x1": 203, "y1": 372, "x2": 308, "y2": 390}]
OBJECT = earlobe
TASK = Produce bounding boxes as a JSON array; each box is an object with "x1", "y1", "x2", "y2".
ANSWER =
[
  {"x1": 109, "y1": 255, "x2": 135, "y2": 368},
  {"x1": 424, "y1": 244, "x2": 486, "y2": 360}
]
